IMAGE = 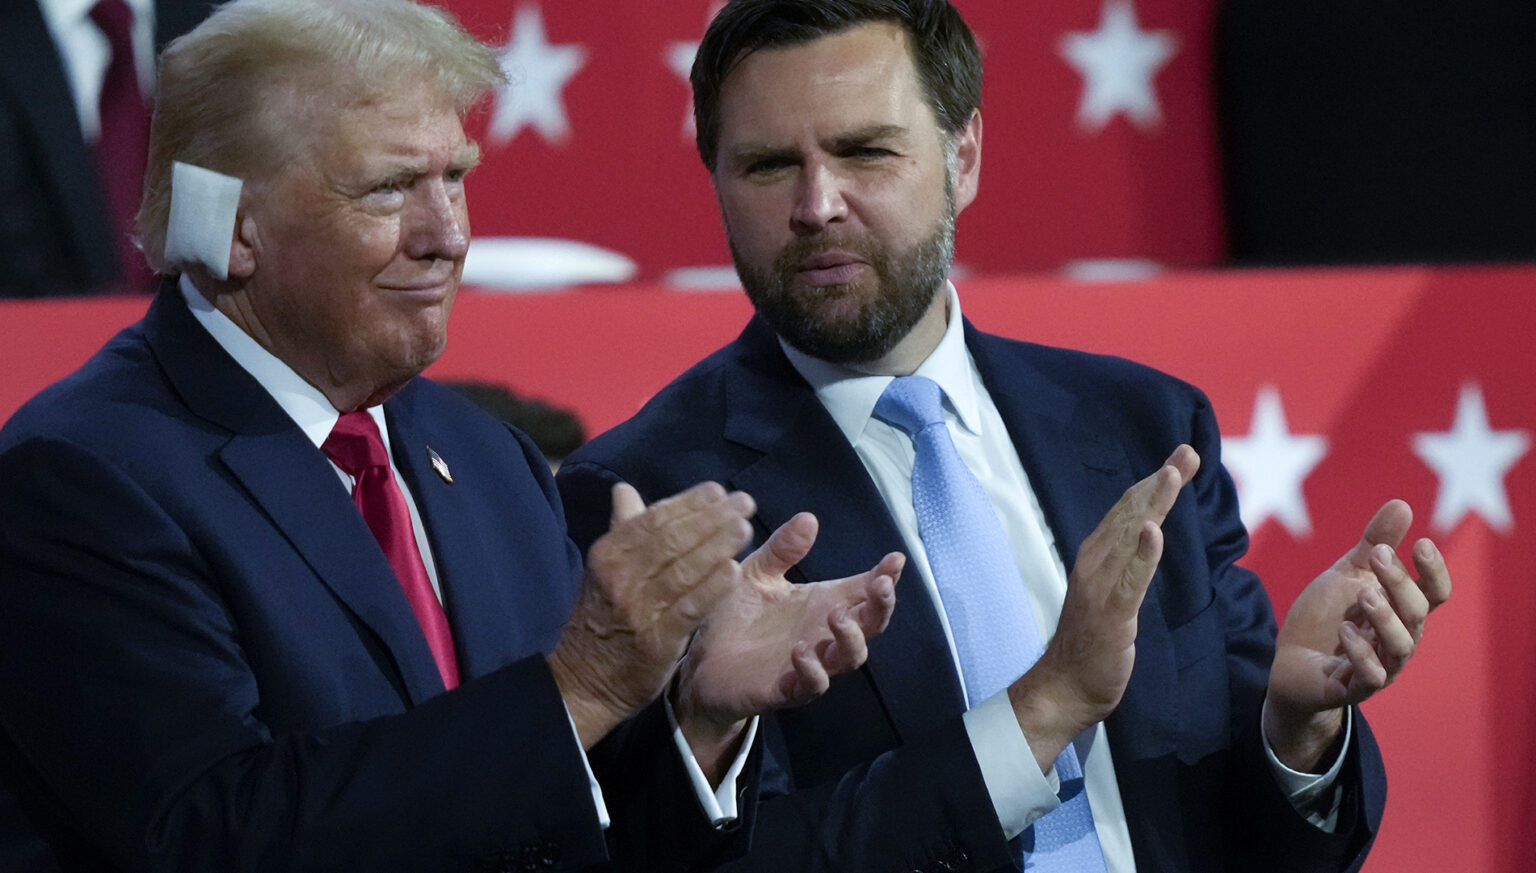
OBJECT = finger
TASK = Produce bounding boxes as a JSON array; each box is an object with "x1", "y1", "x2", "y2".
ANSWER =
[
  {"x1": 852, "y1": 558, "x2": 902, "y2": 635},
  {"x1": 1339, "y1": 620, "x2": 1389, "y2": 694},
  {"x1": 1370, "y1": 544, "x2": 1430, "y2": 641},
  {"x1": 1107, "y1": 520, "x2": 1164, "y2": 616},
  {"x1": 824, "y1": 605, "x2": 871, "y2": 673},
  {"x1": 625, "y1": 482, "x2": 753, "y2": 539},
  {"x1": 1356, "y1": 583, "x2": 1416, "y2": 677},
  {"x1": 598, "y1": 485, "x2": 753, "y2": 582},
  {"x1": 742, "y1": 512, "x2": 818, "y2": 581},
  {"x1": 609, "y1": 481, "x2": 647, "y2": 527},
  {"x1": 653, "y1": 514, "x2": 756, "y2": 605},
  {"x1": 661, "y1": 556, "x2": 742, "y2": 641},
  {"x1": 1347, "y1": 500, "x2": 1412, "y2": 568},
  {"x1": 788, "y1": 639, "x2": 830, "y2": 702},
  {"x1": 1411, "y1": 538, "x2": 1452, "y2": 610},
  {"x1": 1081, "y1": 447, "x2": 1197, "y2": 571},
  {"x1": 1164, "y1": 443, "x2": 1201, "y2": 486}
]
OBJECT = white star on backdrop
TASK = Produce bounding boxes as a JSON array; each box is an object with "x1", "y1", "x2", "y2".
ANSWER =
[
  {"x1": 667, "y1": 5, "x2": 722, "y2": 140},
  {"x1": 1412, "y1": 383, "x2": 1530, "y2": 534},
  {"x1": 1223, "y1": 386, "x2": 1329, "y2": 537},
  {"x1": 1059, "y1": 0, "x2": 1178, "y2": 133},
  {"x1": 488, "y1": 5, "x2": 587, "y2": 147},
  {"x1": 666, "y1": 40, "x2": 698, "y2": 137}
]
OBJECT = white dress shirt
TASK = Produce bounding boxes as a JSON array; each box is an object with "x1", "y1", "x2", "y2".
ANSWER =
[
  {"x1": 38, "y1": 0, "x2": 156, "y2": 143},
  {"x1": 782, "y1": 284, "x2": 1346, "y2": 871}
]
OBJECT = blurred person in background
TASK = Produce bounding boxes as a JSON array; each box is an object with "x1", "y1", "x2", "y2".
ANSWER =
[{"x1": 0, "y1": 0, "x2": 214, "y2": 297}]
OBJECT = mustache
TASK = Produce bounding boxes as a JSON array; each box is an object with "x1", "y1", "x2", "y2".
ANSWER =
[{"x1": 773, "y1": 234, "x2": 878, "y2": 271}]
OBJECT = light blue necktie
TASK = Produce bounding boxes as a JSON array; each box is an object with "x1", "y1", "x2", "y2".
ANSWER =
[{"x1": 875, "y1": 375, "x2": 1107, "y2": 872}]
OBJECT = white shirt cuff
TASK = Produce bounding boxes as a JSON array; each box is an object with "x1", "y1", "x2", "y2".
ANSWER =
[
  {"x1": 665, "y1": 694, "x2": 760, "y2": 827},
  {"x1": 1261, "y1": 700, "x2": 1352, "y2": 831},
  {"x1": 563, "y1": 704, "x2": 610, "y2": 829},
  {"x1": 962, "y1": 690, "x2": 1061, "y2": 840}
]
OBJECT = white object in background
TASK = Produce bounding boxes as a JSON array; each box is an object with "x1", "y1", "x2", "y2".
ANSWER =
[{"x1": 462, "y1": 237, "x2": 637, "y2": 291}]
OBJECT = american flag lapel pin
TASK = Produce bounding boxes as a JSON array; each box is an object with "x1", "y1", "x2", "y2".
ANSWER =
[{"x1": 427, "y1": 447, "x2": 452, "y2": 483}]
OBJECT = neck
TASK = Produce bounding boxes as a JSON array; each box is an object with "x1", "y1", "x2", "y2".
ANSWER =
[{"x1": 191, "y1": 273, "x2": 403, "y2": 413}]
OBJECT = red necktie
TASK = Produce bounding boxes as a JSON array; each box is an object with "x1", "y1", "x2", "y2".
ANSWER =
[
  {"x1": 89, "y1": 0, "x2": 155, "y2": 295},
  {"x1": 323, "y1": 412, "x2": 460, "y2": 690}
]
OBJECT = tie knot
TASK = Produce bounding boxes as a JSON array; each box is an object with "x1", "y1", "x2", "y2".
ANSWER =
[
  {"x1": 874, "y1": 376, "x2": 947, "y2": 438},
  {"x1": 323, "y1": 411, "x2": 391, "y2": 477},
  {"x1": 90, "y1": 0, "x2": 135, "y2": 46}
]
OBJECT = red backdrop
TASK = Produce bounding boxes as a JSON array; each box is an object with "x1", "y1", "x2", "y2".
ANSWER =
[
  {"x1": 438, "y1": 0, "x2": 1224, "y2": 283},
  {"x1": 3, "y1": 265, "x2": 1532, "y2": 872}
]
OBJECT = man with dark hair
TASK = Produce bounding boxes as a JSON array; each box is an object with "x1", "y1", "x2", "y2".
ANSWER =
[
  {"x1": 557, "y1": 1, "x2": 1451, "y2": 871},
  {"x1": 0, "y1": 1, "x2": 898, "y2": 870}
]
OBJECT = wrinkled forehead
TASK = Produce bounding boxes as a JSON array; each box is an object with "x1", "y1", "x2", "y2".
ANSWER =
[{"x1": 716, "y1": 23, "x2": 931, "y2": 142}]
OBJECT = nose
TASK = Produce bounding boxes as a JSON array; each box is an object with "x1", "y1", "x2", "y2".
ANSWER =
[
  {"x1": 402, "y1": 179, "x2": 470, "y2": 263},
  {"x1": 790, "y1": 162, "x2": 848, "y2": 235}
]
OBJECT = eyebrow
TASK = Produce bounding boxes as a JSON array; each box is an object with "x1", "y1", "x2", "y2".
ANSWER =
[
  {"x1": 726, "y1": 123, "x2": 912, "y2": 169},
  {"x1": 454, "y1": 143, "x2": 482, "y2": 171},
  {"x1": 362, "y1": 143, "x2": 482, "y2": 187},
  {"x1": 827, "y1": 124, "x2": 910, "y2": 150}
]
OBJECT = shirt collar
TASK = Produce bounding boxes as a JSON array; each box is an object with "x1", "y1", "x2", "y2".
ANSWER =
[
  {"x1": 180, "y1": 275, "x2": 387, "y2": 450},
  {"x1": 41, "y1": 0, "x2": 154, "y2": 31},
  {"x1": 39, "y1": 0, "x2": 93, "y2": 33},
  {"x1": 781, "y1": 282, "x2": 982, "y2": 445}
]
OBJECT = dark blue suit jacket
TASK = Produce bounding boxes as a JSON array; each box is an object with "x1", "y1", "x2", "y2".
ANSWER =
[
  {"x1": 557, "y1": 315, "x2": 1387, "y2": 873},
  {"x1": 0, "y1": 287, "x2": 750, "y2": 872}
]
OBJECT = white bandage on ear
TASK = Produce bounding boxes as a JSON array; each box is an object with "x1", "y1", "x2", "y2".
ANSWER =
[{"x1": 164, "y1": 161, "x2": 243, "y2": 280}]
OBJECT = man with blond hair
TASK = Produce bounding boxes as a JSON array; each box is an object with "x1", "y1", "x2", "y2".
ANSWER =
[{"x1": 0, "y1": 1, "x2": 898, "y2": 870}]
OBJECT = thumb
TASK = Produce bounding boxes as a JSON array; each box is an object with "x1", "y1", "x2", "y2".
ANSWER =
[
  {"x1": 743, "y1": 512, "x2": 818, "y2": 581},
  {"x1": 609, "y1": 481, "x2": 646, "y2": 528}
]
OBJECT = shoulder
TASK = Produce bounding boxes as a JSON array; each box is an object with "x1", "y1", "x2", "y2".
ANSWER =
[
  {"x1": 566, "y1": 331, "x2": 756, "y2": 471},
  {"x1": 1, "y1": 318, "x2": 184, "y2": 458},
  {"x1": 970, "y1": 327, "x2": 1215, "y2": 426}
]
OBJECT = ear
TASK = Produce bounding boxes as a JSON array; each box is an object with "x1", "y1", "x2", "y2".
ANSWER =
[
  {"x1": 227, "y1": 209, "x2": 258, "y2": 279},
  {"x1": 951, "y1": 110, "x2": 982, "y2": 215}
]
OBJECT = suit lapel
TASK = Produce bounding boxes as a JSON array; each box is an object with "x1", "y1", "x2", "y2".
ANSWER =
[
  {"x1": 966, "y1": 324, "x2": 1129, "y2": 571},
  {"x1": 383, "y1": 390, "x2": 534, "y2": 680},
  {"x1": 966, "y1": 324, "x2": 1178, "y2": 750},
  {"x1": 145, "y1": 287, "x2": 446, "y2": 705},
  {"x1": 722, "y1": 321, "x2": 966, "y2": 741}
]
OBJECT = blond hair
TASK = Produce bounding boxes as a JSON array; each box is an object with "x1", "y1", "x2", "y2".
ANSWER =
[{"x1": 137, "y1": 0, "x2": 505, "y2": 273}]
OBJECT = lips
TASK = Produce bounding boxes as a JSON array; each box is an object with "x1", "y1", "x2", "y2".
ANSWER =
[
  {"x1": 381, "y1": 268, "x2": 458, "y2": 296},
  {"x1": 796, "y1": 251, "x2": 868, "y2": 286}
]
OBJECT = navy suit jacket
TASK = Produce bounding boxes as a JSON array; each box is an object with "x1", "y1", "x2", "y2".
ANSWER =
[
  {"x1": 557, "y1": 315, "x2": 1387, "y2": 873},
  {"x1": 0, "y1": 0, "x2": 213, "y2": 298},
  {"x1": 0, "y1": 287, "x2": 752, "y2": 872}
]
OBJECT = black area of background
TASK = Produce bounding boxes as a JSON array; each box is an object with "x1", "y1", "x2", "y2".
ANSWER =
[{"x1": 1217, "y1": 0, "x2": 1536, "y2": 265}]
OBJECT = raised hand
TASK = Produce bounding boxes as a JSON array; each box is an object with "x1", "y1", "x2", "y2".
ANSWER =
[
  {"x1": 548, "y1": 481, "x2": 755, "y2": 748},
  {"x1": 1009, "y1": 444, "x2": 1200, "y2": 772},
  {"x1": 673, "y1": 511, "x2": 902, "y2": 779},
  {"x1": 1265, "y1": 499, "x2": 1451, "y2": 770}
]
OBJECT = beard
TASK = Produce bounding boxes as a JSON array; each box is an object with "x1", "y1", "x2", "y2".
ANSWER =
[{"x1": 728, "y1": 190, "x2": 957, "y2": 366}]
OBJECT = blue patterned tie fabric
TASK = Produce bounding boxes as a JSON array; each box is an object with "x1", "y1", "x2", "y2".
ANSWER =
[{"x1": 875, "y1": 376, "x2": 1108, "y2": 872}]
